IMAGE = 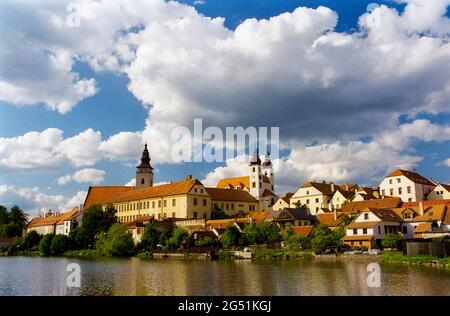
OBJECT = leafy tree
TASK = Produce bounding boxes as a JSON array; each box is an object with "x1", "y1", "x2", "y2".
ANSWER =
[
  {"x1": 50, "y1": 235, "x2": 73, "y2": 255},
  {"x1": 21, "y1": 231, "x2": 42, "y2": 249},
  {"x1": 243, "y1": 223, "x2": 259, "y2": 244},
  {"x1": 166, "y1": 227, "x2": 188, "y2": 250},
  {"x1": 381, "y1": 233, "x2": 403, "y2": 249},
  {"x1": 311, "y1": 224, "x2": 339, "y2": 254},
  {"x1": 220, "y1": 225, "x2": 242, "y2": 248},
  {"x1": 96, "y1": 224, "x2": 134, "y2": 256},
  {"x1": 0, "y1": 205, "x2": 9, "y2": 224},
  {"x1": 140, "y1": 224, "x2": 161, "y2": 251},
  {"x1": 284, "y1": 227, "x2": 311, "y2": 250},
  {"x1": 195, "y1": 236, "x2": 217, "y2": 247},
  {"x1": 243, "y1": 222, "x2": 281, "y2": 244},
  {"x1": 39, "y1": 234, "x2": 56, "y2": 256},
  {"x1": 211, "y1": 209, "x2": 230, "y2": 219},
  {"x1": 76, "y1": 204, "x2": 117, "y2": 247},
  {"x1": 9, "y1": 205, "x2": 27, "y2": 228}
]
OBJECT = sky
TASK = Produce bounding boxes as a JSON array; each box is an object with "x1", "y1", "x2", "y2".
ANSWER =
[{"x1": 0, "y1": 0, "x2": 450, "y2": 215}]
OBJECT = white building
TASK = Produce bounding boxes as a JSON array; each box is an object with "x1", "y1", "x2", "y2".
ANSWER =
[
  {"x1": 342, "y1": 208, "x2": 403, "y2": 249},
  {"x1": 427, "y1": 183, "x2": 450, "y2": 201},
  {"x1": 379, "y1": 169, "x2": 435, "y2": 202},
  {"x1": 290, "y1": 182, "x2": 337, "y2": 215}
]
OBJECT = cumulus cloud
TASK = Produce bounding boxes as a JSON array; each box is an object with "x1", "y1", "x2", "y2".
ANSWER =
[
  {"x1": 0, "y1": 128, "x2": 144, "y2": 170},
  {"x1": 0, "y1": 184, "x2": 86, "y2": 216},
  {"x1": 441, "y1": 158, "x2": 450, "y2": 168},
  {"x1": 57, "y1": 168, "x2": 106, "y2": 185}
]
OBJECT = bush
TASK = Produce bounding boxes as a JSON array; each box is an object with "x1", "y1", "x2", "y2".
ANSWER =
[
  {"x1": 243, "y1": 222, "x2": 281, "y2": 245},
  {"x1": 21, "y1": 231, "x2": 42, "y2": 249},
  {"x1": 311, "y1": 224, "x2": 340, "y2": 254},
  {"x1": 50, "y1": 235, "x2": 73, "y2": 255},
  {"x1": 96, "y1": 224, "x2": 134, "y2": 256},
  {"x1": 381, "y1": 233, "x2": 403, "y2": 249},
  {"x1": 166, "y1": 227, "x2": 188, "y2": 250},
  {"x1": 220, "y1": 225, "x2": 242, "y2": 248},
  {"x1": 140, "y1": 224, "x2": 161, "y2": 251},
  {"x1": 285, "y1": 233, "x2": 311, "y2": 251},
  {"x1": 195, "y1": 236, "x2": 216, "y2": 247},
  {"x1": 39, "y1": 234, "x2": 56, "y2": 256}
]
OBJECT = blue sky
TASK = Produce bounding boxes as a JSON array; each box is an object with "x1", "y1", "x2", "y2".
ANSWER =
[{"x1": 0, "y1": 0, "x2": 449, "y2": 214}]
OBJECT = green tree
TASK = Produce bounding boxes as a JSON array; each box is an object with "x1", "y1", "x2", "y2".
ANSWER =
[
  {"x1": 220, "y1": 225, "x2": 242, "y2": 248},
  {"x1": 381, "y1": 233, "x2": 403, "y2": 249},
  {"x1": 140, "y1": 223, "x2": 161, "y2": 251},
  {"x1": 0, "y1": 205, "x2": 9, "y2": 224},
  {"x1": 50, "y1": 235, "x2": 73, "y2": 255},
  {"x1": 195, "y1": 236, "x2": 216, "y2": 247},
  {"x1": 76, "y1": 204, "x2": 117, "y2": 247},
  {"x1": 243, "y1": 222, "x2": 281, "y2": 244},
  {"x1": 311, "y1": 224, "x2": 338, "y2": 254},
  {"x1": 39, "y1": 234, "x2": 56, "y2": 256},
  {"x1": 166, "y1": 227, "x2": 188, "y2": 250},
  {"x1": 9, "y1": 205, "x2": 27, "y2": 228},
  {"x1": 96, "y1": 223, "x2": 134, "y2": 256},
  {"x1": 21, "y1": 231, "x2": 42, "y2": 249},
  {"x1": 243, "y1": 223, "x2": 259, "y2": 244}
]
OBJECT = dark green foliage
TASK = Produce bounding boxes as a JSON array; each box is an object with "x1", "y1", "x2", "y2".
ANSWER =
[
  {"x1": 243, "y1": 222, "x2": 281, "y2": 244},
  {"x1": 140, "y1": 223, "x2": 161, "y2": 251},
  {"x1": 96, "y1": 223, "x2": 134, "y2": 256},
  {"x1": 381, "y1": 233, "x2": 404, "y2": 249},
  {"x1": 195, "y1": 236, "x2": 216, "y2": 247},
  {"x1": 50, "y1": 235, "x2": 73, "y2": 255},
  {"x1": 220, "y1": 225, "x2": 242, "y2": 248},
  {"x1": 311, "y1": 224, "x2": 341, "y2": 254},
  {"x1": 284, "y1": 228, "x2": 311, "y2": 250},
  {"x1": 74, "y1": 204, "x2": 117, "y2": 247},
  {"x1": 166, "y1": 227, "x2": 188, "y2": 250},
  {"x1": 39, "y1": 234, "x2": 55, "y2": 256},
  {"x1": 0, "y1": 205, "x2": 28, "y2": 238},
  {"x1": 0, "y1": 205, "x2": 9, "y2": 224},
  {"x1": 21, "y1": 231, "x2": 42, "y2": 249}
]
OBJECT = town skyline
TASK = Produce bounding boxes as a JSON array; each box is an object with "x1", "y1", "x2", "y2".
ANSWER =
[{"x1": 1, "y1": 0, "x2": 450, "y2": 216}]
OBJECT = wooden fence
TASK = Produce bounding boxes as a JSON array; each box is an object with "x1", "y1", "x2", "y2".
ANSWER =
[{"x1": 402, "y1": 240, "x2": 450, "y2": 258}]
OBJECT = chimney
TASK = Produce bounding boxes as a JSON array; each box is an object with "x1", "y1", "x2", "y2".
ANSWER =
[
  {"x1": 334, "y1": 208, "x2": 337, "y2": 221},
  {"x1": 419, "y1": 201, "x2": 424, "y2": 216},
  {"x1": 186, "y1": 175, "x2": 193, "y2": 180},
  {"x1": 331, "y1": 183, "x2": 335, "y2": 192},
  {"x1": 345, "y1": 183, "x2": 349, "y2": 191}
]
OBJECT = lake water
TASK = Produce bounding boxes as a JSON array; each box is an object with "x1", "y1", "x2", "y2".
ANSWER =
[{"x1": 0, "y1": 256, "x2": 449, "y2": 296}]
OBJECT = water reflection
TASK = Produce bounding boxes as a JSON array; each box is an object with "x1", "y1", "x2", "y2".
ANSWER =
[{"x1": 0, "y1": 257, "x2": 449, "y2": 296}]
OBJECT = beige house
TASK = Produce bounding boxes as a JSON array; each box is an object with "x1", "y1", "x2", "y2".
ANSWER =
[
  {"x1": 27, "y1": 208, "x2": 79, "y2": 235},
  {"x1": 427, "y1": 183, "x2": 450, "y2": 201},
  {"x1": 379, "y1": 169, "x2": 435, "y2": 202},
  {"x1": 273, "y1": 193, "x2": 293, "y2": 211},
  {"x1": 206, "y1": 187, "x2": 259, "y2": 216},
  {"x1": 290, "y1": 182, "x2": 338, "y2": 215},
  {"x1": 352, "y1": 187, "x2": 380, "y2": 202},
  {"x1": 330, "y1": 188, "x2": 355, "y2": 211}
]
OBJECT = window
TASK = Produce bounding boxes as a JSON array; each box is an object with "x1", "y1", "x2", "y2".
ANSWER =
[
  {"x1": 315, "y1": 198, "x2": 319, "y2": 203},
  {"x1": 200, "y1": 189, "x2": 203, "y2": 194},
  {"x1": 390, "y1": 189, "x2": 394, "y2": 195},
  {"x1": 141, "y1": 178, "x2": 145, "y2": 185},
  {"x1": 306, "y1": 199, "x2": 309, "y2": 204},
  {"x1": 158, "y1": 201, "x2": 161, "y2": 208},
  {"x1": 226, "y1": 204, "x2": 229, "y2": 210},
  {"x1": 397, "y1": 178, "x2": 401, "y2": 183},
  {"x1": 363, "y1": 228, "x2": 367, "y2": 235},
  {"x1": 381, "y1": 190, "x2": 385, "y2": 196},
  {"x1": 163, "y1": 200, "x2": 167, "y2": 207},
  {"x1": 407, "y1": 186, "x2": 411, "y2": 194},
  {"x1": 252, "y1": 182, "x2": 256, "y2": 188},
  {"x1": 193, "y1": 212, "x2": 198, "y2": 219},
  {"x1": 408, "y1": 198, "x2": 412, "y2": 202},
  {"x1": 398, "y1": 188, "x2": 402, "y2": 194},
  {"x1": 404, "y1": 213, "x2": 412, "y2": 219},
  {"x1": 364, "y1": 213, "x2": 369, "y2": 220},
  {"x1": 306, "y1": 191, "x2": 309, "y2": 195},
  {"x1": 172, "y1": 199, "x2": 176, "y2": 207},
  {"x1": 163, "y1": 213, "x2": 167, "y2": 219},
  {"x1": 253, "y1": 167, "x2": 256, "y2": 172},
  {"x1": 389, "y1": 179, "x2": 393, "y2": 184},
  {"x1": 353, "y1": 229, "x2": 357, "y2": 235},
  {"x1": 193, "y1": 198, "x2": 198, "y2": 206},
  {"x1": 194, "y1": 188, "x2": 197, "y2": 193},
  {"x1": 152, "y1": 201, "x2": 155, "y2": 208},
  {"x1": 146, "y1": 201, "x2": 149, "y2": 208},
  {"x1": 171, "y1": 212, "x2": 176, "y2": 218},
  {"x1": 203, "y1": 213, "x2": 207, "y2": 219},
  {"x1": 231, "y1": 204, "x2": 234, "y2": 209},
  {"x1": 203, "y1": 199, "x2": 207, "y2": 206}
]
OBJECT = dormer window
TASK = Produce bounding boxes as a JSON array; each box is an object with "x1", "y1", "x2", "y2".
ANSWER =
[{"x1": 364, "y1": 213, "x2": 369, "y2": 220}]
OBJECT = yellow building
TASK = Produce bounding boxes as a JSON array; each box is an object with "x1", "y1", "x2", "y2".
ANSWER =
[
  {"x1": 427, "y1": 183, "x2": 450, "y2": 200},
  {"x1": 205, "y1": 187, "x2": 259, "y2": 216}
]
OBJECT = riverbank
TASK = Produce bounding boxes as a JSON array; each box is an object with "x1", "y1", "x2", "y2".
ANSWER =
[{"x1": 380, "y1": 252, "x2": 450, "y2": 269}]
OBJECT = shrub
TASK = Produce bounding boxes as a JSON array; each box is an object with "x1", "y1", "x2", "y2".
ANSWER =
[
  {"x1": 166, "y1": 227, "x2": 188, "y2": 250},
  {"x1": 140, "y1": 224, "x2": 161, "y2": 251},
  {"x1": 39, "y1": 234, "x2": 56, "y2": 256},
  {"x1": 50, "y1": 235, "x2": 73, "y2": 255},
  {"x1": 311, "y1": 224, "x2": 339, "y2": 254},
  {"x1": 243, "y1": 222, "x2": 281, "y2": 245},
  {"x1": 381, "y1": 233, "x2": 403, "y2": 249},
  {"x1": 285, "y1": 233, "x2": 311, "y2": 250},
  {"x1": 96, "y1": 224, "x2": 135, "y2": 256},
  {"x1": 21, "y1": 231, "x2": 42, "y2": 249},
  {"x1": 220, "y1": 225, "x2": 242, "y2": 248},
  {"x1": 195, "y1": 236, "x2": 216, "y2": 247}
]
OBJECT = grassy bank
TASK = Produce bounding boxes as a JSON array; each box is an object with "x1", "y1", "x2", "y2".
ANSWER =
[
  {"x1": 252, "y1": 249, "x2": 314, "y2": 260},
  {"x1": 380, "y1": 252, "x2": 450, "y2": 268}
]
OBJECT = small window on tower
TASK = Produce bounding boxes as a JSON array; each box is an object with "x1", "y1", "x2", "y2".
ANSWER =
[
  {"x1": 141, "y1": 179, "x2": 145, "y2": 185},
  {"x1": 253, "y1": 167, "x2": 255, "y2": 172}
]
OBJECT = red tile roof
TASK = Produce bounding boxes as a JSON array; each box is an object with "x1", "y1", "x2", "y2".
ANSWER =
[
  {"x1": 292, "y1": 225, "x2": 314, "y2": 237},
  {"x1": 385, "y1": 169, "x2": 435, "y2": 186},
  {"x1": 84, "y1": 186, "x2": 134, "y2": 209},
  {"x1": 216, "y1": 176, "x2": 250, "y2": 190},
  {"x1": 205, "y1": 187, "x2": 257, "y2": 202},
  {"x1": 341, "y1": 197, "x2": 401, "y2": 213}
]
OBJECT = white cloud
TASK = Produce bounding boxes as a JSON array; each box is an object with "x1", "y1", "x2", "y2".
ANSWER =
[
  {"x1": 441, "y1": 158, "x2": 450, "y2": 167},
  {"x1": 57, "y1": 168, "x2": 105, "y2": 185},
  {"x1": 0, "y1": 128, "x2": 144, "y2": 170},
  {"x1": 0, "y1": 184, "x2": 86, "y2": 216},
  {"x1": 125, "y1": 178, "x2": 136, "y2": 187}
]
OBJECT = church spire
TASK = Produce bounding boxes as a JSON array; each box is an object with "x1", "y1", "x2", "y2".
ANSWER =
[
  {"x1": 137, "y1": 143, "x2": 153, "y2": 169},
  {"x1": 249, "y1": 145, "x2": 261, "y2": 166}
]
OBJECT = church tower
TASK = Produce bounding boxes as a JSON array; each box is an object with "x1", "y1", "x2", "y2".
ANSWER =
[
  {"x1": 261, "y1": 149, "x2": 274, "y2": 192},
  {"x1": 249, "y1": 147, "x2": 262, "y2": 199},
  {"x1": 136, "y1": 143, "x2": 153, "y2": 189}
]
